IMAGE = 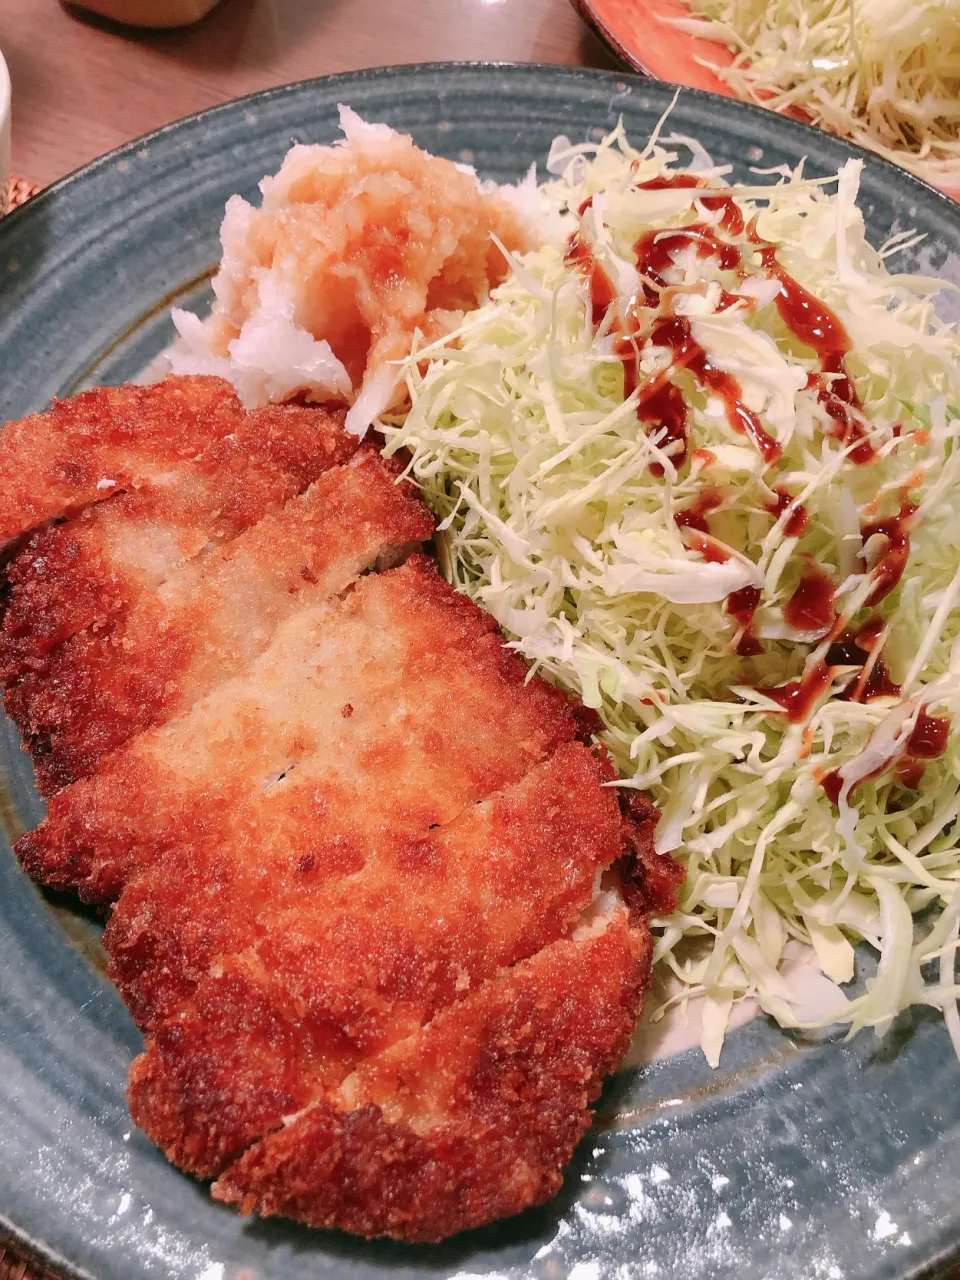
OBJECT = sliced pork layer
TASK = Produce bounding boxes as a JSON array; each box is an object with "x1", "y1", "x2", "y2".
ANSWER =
[
  {"x1": 108, "y1": 736, "x2": 618, "y2": 1034},
  {"x1": 148, "y1": 913, "x2": 650, "y2": 1242},
  {"x1": 17, "y1": 557, "x2": 576, "y2": 904},
  {"x1": 7, "y1": 381, "x2": 681, "y2": 1241},
  {"x1": 0, "y1": 377, "x2": 239, "y2": 547},
  {"x1": 0, "y1": 378, "x2": 357, "y2": 739},
  {"x1": 13, "y1": 449, "x2": 433, "y2": 790},
  {"x1": 122, "y1": 745, "x2": 630, "y2": 1178}
]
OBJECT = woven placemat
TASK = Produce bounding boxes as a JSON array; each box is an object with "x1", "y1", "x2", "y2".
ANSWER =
[
  {"x1": 2, "y1": 175, "x2": 42, "y2": 216},
  {"x1": 0, "y1": 1242, "x2": 60, "y2": 1280}
]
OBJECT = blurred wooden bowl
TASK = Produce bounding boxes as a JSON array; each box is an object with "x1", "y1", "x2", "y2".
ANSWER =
[{"x1": 68, "y1": 0, "x2": 223, "y2": 26}]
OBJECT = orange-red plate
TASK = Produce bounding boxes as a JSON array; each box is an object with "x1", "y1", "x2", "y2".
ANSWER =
[{"x1": 572, "y1": 0, "x2": 736, "y2": 93}]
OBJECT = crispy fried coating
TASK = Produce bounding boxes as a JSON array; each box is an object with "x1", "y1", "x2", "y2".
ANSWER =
[
  {"x1": 10, "y1": 420, "x2": 682, "y2": 1241},
  {"x1": 16, "y1": 556, "x2": 575, "y2": 903},
  {"x1": 205, "y1": 918, "x2": 650, "y2": 1242},
  {"x1": 108, "y1": 739, "x2": 619, "y2": 1037},
  {"x1": 0, "y1": 377, "x2": 238, "y2": 547},
  {"x1": 123, "y1": 747, "x2": 625, "y2": 1176},
  {"x1": 15, "y1": 450, "x2": 433, "y2": 789},
  {"x1": 0, "y1": 380, "x2": 357, "y2": 731},
  {"x1": 128, "y1": 896, "x2": 646, "y2": 1193},
  {"x1": 619, "y1": 791, "x2": 687, "y2": 918}
]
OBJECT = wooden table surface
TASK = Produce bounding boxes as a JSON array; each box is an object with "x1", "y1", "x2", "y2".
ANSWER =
[
  {"x1": 3, "y1": 0, "x2": 617, "y2": 187},
  {"x1": 0, "y1": 0, "x2": 613, "y2": 1274}
]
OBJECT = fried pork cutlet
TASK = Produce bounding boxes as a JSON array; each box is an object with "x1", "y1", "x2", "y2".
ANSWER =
[
  {"x1": 19, "y1": 557, "x2": 577, "y2": 905},
  {"x1": 0, "y1": 377, "x2": 357, "y2": 748},
  {"x1": 13, "y1": 448, "x2": 433, "y2": 791},
  {"x1": 210, "y1": 920, "x2": 646, "y2": 1242},
  {"x1": 15, "y1": 546, "x2": 682, "y2": 1241},
  {"x1": 108, "y1": 739, "x2": 618, "y2": 1038},
  {"x1": 0, "y1": 377, "x2": 237, "y2": 546},
  {"x1": 8, "y1": 382, "x2": 682, "y2": 1242},
  {"x1": 122, "y1": 744, "x2": 637, "y2": 1180}
]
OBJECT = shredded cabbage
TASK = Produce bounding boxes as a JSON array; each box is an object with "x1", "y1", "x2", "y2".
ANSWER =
[
  {"x1": 675, "y1": 0, "x2": 960, "y2": 190},
  {"x1": 381, "y1": 120, "x2": 960, "y2": 1066}
]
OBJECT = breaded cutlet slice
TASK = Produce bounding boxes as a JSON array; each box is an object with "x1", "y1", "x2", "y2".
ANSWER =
[
  {"x1": 108, "y1": 735, "x2": 618, "y2": 1035},
  {"x1": 0, "y1": 379, "x2": 357, "y2": 706},
  {"x1": 13, "y1": 449, "x2": 434, "y2": 792},
  {"x1": 202, "y1": 912, "x2": 651, "y2": 1242},
  {"x1": 121, "y1": 745, "x2": 630, "y2": 1178},
  {"x1": 0, "y1": 377, "x2": 239, "y2": 546},
  {"x1": 16, "y1": 556, "x2": 577, "y2": 904},
  {"x1": 14, "y1": 532, "x2": 681, "y2": 1241}
]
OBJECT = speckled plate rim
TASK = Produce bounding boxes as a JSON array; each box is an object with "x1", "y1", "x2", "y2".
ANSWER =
[
  {"x1": 2, "y1": 60, "x2": 957, "y2": 236},
  {"x1": 2, "y1": 62, "x2": 960, "y2": 1280}
]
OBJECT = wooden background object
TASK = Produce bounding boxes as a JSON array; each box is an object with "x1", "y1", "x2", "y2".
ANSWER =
[{"x1": 2, "y1": 0, "x2": 616, "y2": 186}]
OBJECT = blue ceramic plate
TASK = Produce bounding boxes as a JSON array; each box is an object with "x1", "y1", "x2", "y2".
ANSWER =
[{"x1": 2, "y1": 64, "x2": 959, "y2": 1280}]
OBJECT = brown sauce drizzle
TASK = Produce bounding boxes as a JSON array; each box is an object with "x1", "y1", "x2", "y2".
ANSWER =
[
  {"x1": 624, "y1": 312, "x2": 783, "y2": 470},
  {"x1": 758, "y1": 613, "x2": 905, "y2": 725},
  {"x1": 820, "y1": 770, "x2": 844, "y2": 805},
  {"x1": 783, "y1": 562, "x2": 836, "y2": 633},
  {"x1": 638, "y1": 176, "x2": 746, "y2": 238},
  {"x1": 634, "y1": 225, "x2": 741, "y2": 286},
  {"x1": 568, "y1": 172, "x2": 871, "y2": 476},
  {"x1": 658, "y1": 318, "x2": 783, "y2": 467},
  {"x1": 726, "y1": 585, "x2": 764, "y2": 657},
  {"x1": 570, "y1": 175, "x2": 865, "y2": 474},
  {"x1": 565, "y1": 231, "x2": 618, "y2": 328},
  {"x1": 567, "y1": 174, "x2": 924, "y2": 735},
  {"x1": 639, "y1": 176, "x2": 871, "y2": 461},
  {"x1": 850, "y1": 655, "x2": 902, "y2": 704},
  {"x1": 758, "y1": 662, "x2": 835, "y2": 723},
  {"x1": 674, "y1": 488, "x2": 723, "y2": 535},
  {"x1": 803, "y1": 369, "x2": 874, "y2": 467},
  {"x1": 817, "y1": 613, "x2": 950, "y2": 801},
  {"x1": 568, "y1": 180, "x2": 788, "y2": 473},
  {"x1": 864, "y1": 667, "x2": 901, "y2": 703},
  {"x1": 893, "y1": 758, "x2": 927, "y2": 790},
  {"x1": 766, "y1": 487, "x2": 809, "y2": 538},
  {"x1": 754, "y1": 241, "x2": 875, "y2": 466},
  {"x1": 627, "y1": 354, "x2": 692, "y2": 476},
  {"x1": 829, "y1": 617, "x2": 901, "y2": 704},
  {"x1": 822, "y1": 708, "x2": 952, "y2": 803},
  {"x1": 639, "y1": 176, "x2": 704, "y2": 192},
  {"x1": 860, "y1": 499, "x2": 916, "y2": 606},
  {"x1": 906, "y1": 711, "x2": 951, "y2": 759},
  {"x1": 681, "y1": 531, "x2": 732, "y2": 564}
]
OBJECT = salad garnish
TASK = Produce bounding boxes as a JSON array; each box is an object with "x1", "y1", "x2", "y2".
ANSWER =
[{"x1": 382, "y1": 120, "x2": 960, "y2": 1065}]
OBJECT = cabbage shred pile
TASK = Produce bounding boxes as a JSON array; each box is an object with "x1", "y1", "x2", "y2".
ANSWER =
[
  {"x1": 381, "y1": 122, "x2": 960, "y2": 1066},
  {"x1": 676, "y1": 0, "x2": 960, "y2": 190}
]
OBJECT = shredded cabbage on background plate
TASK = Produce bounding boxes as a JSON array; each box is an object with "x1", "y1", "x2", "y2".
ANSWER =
[
  {"x1": 675, "y1": 0, "x2": 960, "y2": 190},
  {"x1": 381, "y1": 118, "x2": 960, "y2": 1066}
]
